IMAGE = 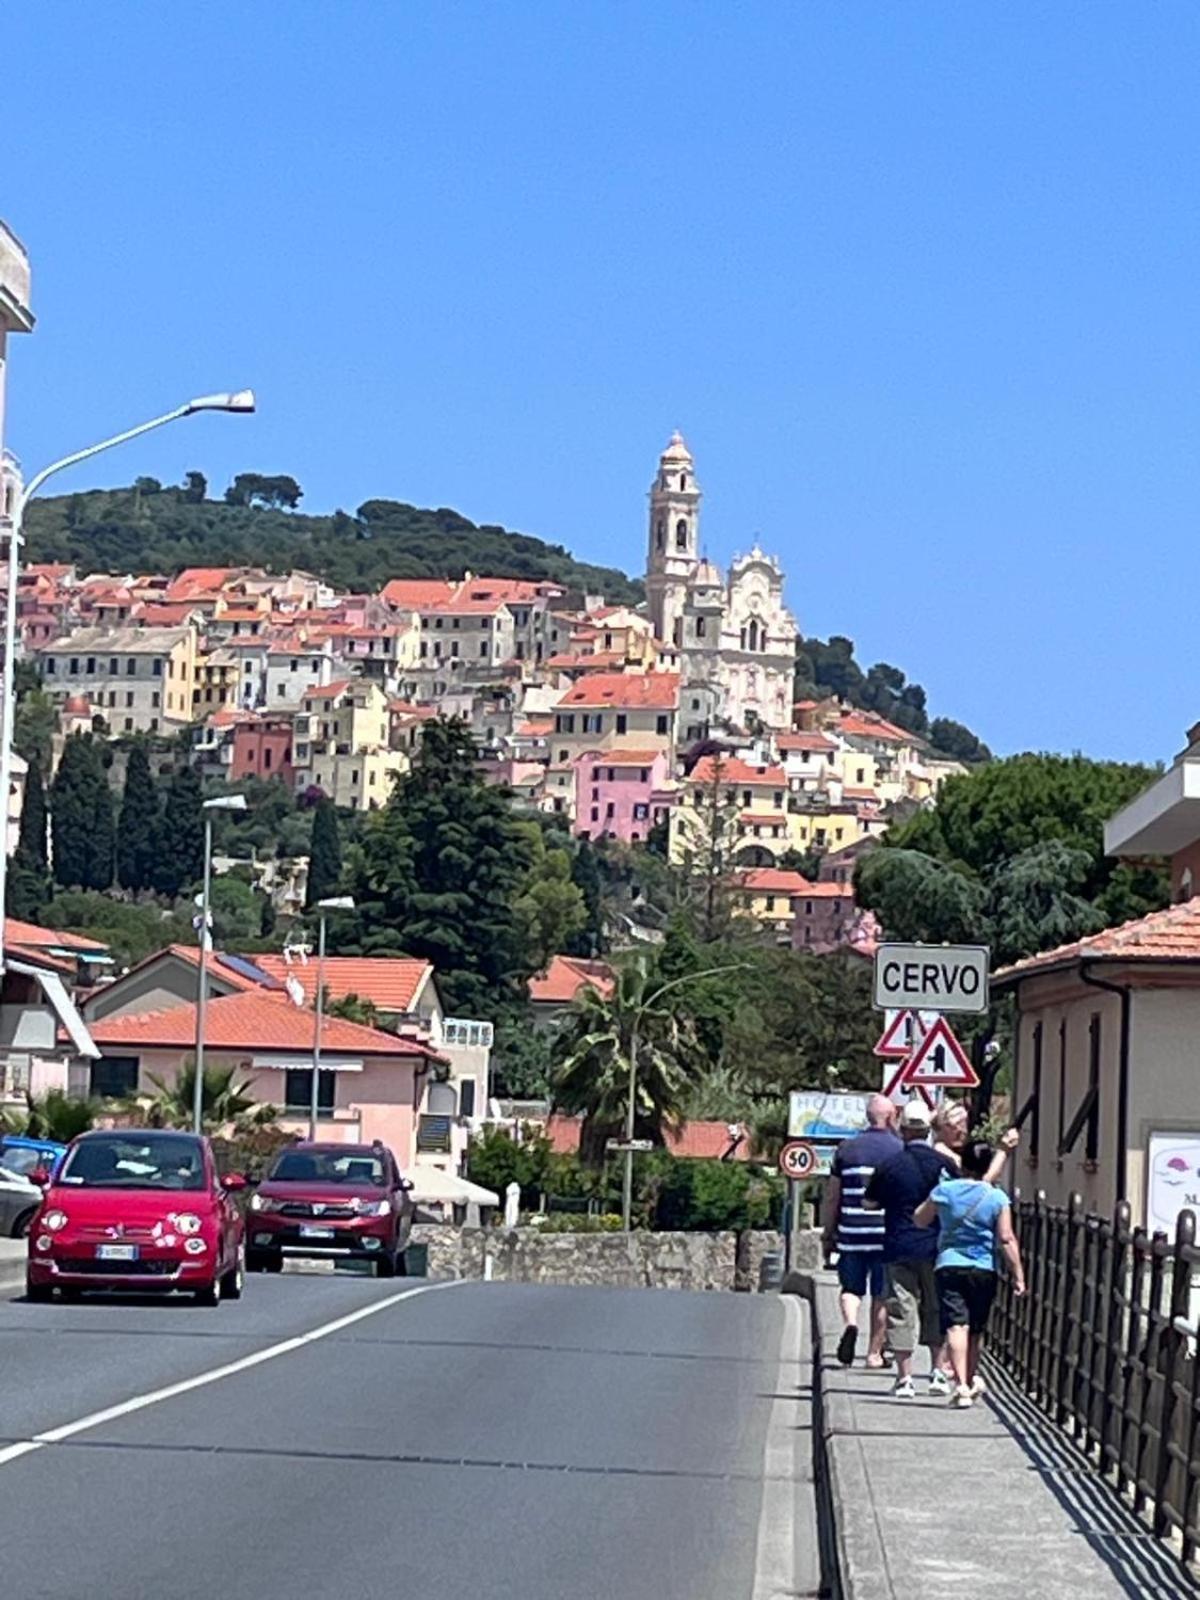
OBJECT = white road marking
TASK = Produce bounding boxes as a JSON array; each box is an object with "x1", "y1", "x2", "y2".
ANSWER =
[
  {"x1": 752, "y1": 1292, "x2": 803, "y2": 1600},
  {"x1": 0, "y1": 1278, "x2": 465, "y2": 1470}
]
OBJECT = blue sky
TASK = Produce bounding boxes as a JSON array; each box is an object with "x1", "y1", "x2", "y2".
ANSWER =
[{"x1": 3, "y1": 2, "x2": 1198, "y2": 763}]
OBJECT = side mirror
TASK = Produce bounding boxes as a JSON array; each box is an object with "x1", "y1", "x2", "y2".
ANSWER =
[
  {"x1": 30, "y1": 1168, "x2": 50, "y2": 1189},
  {"x1": 220, "y1": 1172, "x2": 248, "y2": 1192},
  {"x1": 398, "y1": 1177, "x2": 414, "y2": 1193}
]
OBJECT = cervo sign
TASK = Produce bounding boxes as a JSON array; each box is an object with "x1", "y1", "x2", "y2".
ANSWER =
[{"x1": 873, "y1": 943, "x2": 990, "y2": 1015}]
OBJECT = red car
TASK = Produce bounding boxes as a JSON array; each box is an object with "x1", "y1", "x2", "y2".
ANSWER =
[
  {"x1": 246, "y1": 1140, "x2": 415, "y2": 1276},
  {"x1": 26, "y1": 1129, "x2": 246, "y2": 1305}
]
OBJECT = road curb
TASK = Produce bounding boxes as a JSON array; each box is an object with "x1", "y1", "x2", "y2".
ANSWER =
[
  {"x1": 793, "y1": 1269, "x2": 893, "y2": 1600},
  {"x1": 0, "y1": 1257, "x2": 27, "y2": 1297}
]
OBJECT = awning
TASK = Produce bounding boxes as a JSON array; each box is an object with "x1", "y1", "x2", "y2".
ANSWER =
[
  {"x1": 10, "y1": 959, "x2": 100, "y2": 1059},
  {"x1": 408, "y1": 1166, "x2": 499, "y2": 1207}
]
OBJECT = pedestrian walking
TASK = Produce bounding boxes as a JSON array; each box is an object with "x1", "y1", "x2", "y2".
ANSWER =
[
  {"x1": 822, "y1": 1094, "x2": 901, "y2": 1368},
  {"x1": 864, "y1": 1099, "x2": 956, "y2": 1400},
  {"x1": 915, "y1": 1140, "x2": 1026, "y2": 1409}
]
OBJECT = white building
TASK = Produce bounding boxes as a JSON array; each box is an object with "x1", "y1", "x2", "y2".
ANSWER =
[{"x1": 644, "y1": 433, "x2": 798, "y2": 737}]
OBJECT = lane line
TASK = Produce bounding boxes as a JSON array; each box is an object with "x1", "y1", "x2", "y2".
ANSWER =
[
  {"x1": 0, "y1": 1278, "x2": 466, "y2": 1471},
  {"x1": 752, "y1": 1293, "x2": 803, "y2": 1600}
]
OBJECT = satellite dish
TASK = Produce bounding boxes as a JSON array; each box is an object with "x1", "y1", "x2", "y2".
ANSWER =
[{"x1": 285, "y1": 974, "x2": 306, "y2": 1008}]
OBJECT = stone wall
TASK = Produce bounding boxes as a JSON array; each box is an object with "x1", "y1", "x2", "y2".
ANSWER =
[{"x1": 410, "y1": 1224, "x2": 790, "y2": 1291}]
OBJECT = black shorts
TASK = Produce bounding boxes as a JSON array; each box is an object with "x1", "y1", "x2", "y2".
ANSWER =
[{"x1": 936, "y1": 1267, "x2": 997, "y2": 1335}]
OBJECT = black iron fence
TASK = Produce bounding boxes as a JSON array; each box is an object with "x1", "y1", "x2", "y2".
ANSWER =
[{"x1": 992, "y1": 1194, "x2": 1200, "y2": 1567}]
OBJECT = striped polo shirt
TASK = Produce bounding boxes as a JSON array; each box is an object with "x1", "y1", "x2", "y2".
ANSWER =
[{"x1": 832, "y1": 1128, "x2": 902, "y2": 1254}]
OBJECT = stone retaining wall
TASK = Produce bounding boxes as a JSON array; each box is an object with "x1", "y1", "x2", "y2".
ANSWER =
[{"x1": 410, "y1": 1224, "x2": 794, "y2": 1291}]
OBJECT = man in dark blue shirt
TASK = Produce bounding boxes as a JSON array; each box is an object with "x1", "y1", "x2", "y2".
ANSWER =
[
  {"x1": 864, "y1": 1099, "x2": 957, "y2": 1399},
  {"x1": 823, "y1": 1094, "x2": 900, "y2": 1367}
]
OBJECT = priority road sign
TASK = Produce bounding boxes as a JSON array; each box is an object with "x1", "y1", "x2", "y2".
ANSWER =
[
  {"x1": 779, "y1": 1140, "x2": 819, "y2": 1180},
  {"x1": 900, "y1": 1016, "x2": 979, "y2": 1088},
  {"x1": 874, "y1": 943, "x2": 990, "y2": 1014}
]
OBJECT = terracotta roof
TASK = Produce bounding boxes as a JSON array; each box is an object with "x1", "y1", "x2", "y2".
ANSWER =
[
  {"x1": 838, "y1": 711, "x2": 912, "y2": 743},
  {"x1": 546, "y1": 1114, "x2": 753, "y2": 1163},
  {"x1": 691, "y1": 756, "x2": 786, "y2": 787},
  {"x1": 302, "y1": 679, "x2": 354, "y2": 703},
  {"x1": 737, "y1": 868, "x2": 813, "y2": 894},
  {"x1": 459, "y1": 577, "x2": 563, "y2": 602},
  {"x1": 576, "y1": 748, "x2": 664, "y2": 767},
  {"x1": 246, "y1": 954, "x2": 432, "y2": 1012},
  {"x1": 739, "y1": 810, "x2": 788, "y2": 824},
  {"x1": 5, "y1": 918, "x2": 109, "y2": 952},
  {"x1": 995, "y1": 898, "x2": 1200, "y2": 983},
  {"x1": 528, "y1": 955, "x2": 615, "y2": 1005},
  {"x1": 545, "y1": 651, "x2": 626, "y2": 671},
  {"x1": 134, "y1": 603, "x2": 201, "y2": 626},
  {"x1": 843, "y1": 787, "x2": 881, "y2": 802},
  {"x1": 515, "y1": 720, "x2": 553, "y2": 736},
  {"x1": 797, "y1": 883, "x2": 855, "y2": 899},
  {"x1": 87, "y1": 990, "x2": 438, "y2": 1057},
  {"x1": 424, "y1": 597, "x2": 511, "y2": 616},
  {"x1": 777, "y1": 732, "x2": 837, "y2": 754},
  {"x1": 166, "y1": 567, "x2": 242, "y2": 599},
  {"x1": 555, "y1": 673, "x2": 679, "y2": 711},
  {"x1": 381, "y1": 579, "x2": 458, "y2": 608}
]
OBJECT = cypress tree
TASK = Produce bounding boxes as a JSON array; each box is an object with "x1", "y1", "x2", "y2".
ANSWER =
[
  {"x1": 51, "y1": 734, "x2": 113, "y2": 890},
  {"x1": 116, "y1": 745, "x2": 159, "y2": 892},
  {"x1": 151, "y1": 765, "x2": 205, "y2": 898},
  {"x1": 305, "y1": 798, "x2": 342, "y2": 908},
  {"x1": 17, "y1": 760, "x2": 47, "y2": 869}
]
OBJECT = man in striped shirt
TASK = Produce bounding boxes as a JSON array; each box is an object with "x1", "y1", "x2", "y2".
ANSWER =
[{"x1": 823, "y1": 1094, "x2": 901, "y2": 1367}]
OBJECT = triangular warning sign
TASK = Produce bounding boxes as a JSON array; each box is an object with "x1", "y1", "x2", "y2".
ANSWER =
[
  {"x1": 874, "y1": 1009, "x2": 917, "y2": 1058},
  {"x1": 882, "y1": 1059, "x2": 938, "y2": 1109},
  {"x1": 900, "y1": 1016, "x2": 979, "y2": 1088}
]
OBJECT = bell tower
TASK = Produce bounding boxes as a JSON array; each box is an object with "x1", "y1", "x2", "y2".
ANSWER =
[{"x1": 645, "y1": 431, "x2": 700, "y2": 645}]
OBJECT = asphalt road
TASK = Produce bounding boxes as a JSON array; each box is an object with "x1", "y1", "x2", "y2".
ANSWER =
[{"x1": 0, "y1": 1271, "x2": 816, "y2": 1600}]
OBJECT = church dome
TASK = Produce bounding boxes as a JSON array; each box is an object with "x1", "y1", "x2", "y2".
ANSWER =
[
  {"x1": 694, "y1": 558, "x2": 722, "y2": 587},
  {"x1": 660, "y1": 430, "x2": 693, "y2": 463}
]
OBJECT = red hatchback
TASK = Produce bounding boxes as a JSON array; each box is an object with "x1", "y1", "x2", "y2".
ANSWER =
[
  {"x1": 26, "y1": 1129, "x2": 246, "y2": 1305},
  {"x1": 246, "y1": 1140, "x2": 415, "y2": 1276}
]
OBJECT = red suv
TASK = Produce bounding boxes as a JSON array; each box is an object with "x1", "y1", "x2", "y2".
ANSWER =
[{"x1": 246, "y1": 1140, "x2": 415, "y2": 1276}]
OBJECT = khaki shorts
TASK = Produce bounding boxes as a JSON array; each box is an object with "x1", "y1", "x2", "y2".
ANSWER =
[{"x1": 885, "y1": 1259, "x2": 941, "y2": 1353}]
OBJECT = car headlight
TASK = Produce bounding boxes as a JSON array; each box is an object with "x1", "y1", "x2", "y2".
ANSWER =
[
  {"x1": 171, "y1": 1212, "x2": 203, "y2": 1235},
  {"x1": 354, "y1": 1198, "x2": 391, "y2": 1217},
  {"x1": 248, "y1": 1193, "x2": 278, "y2": 1213},
  {"x1": 42, "y1": 1209, "x2": 68, "y2": 1232}
]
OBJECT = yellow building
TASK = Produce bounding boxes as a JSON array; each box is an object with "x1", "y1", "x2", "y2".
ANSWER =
[
  {"x1": 671, "y1": 755, "x2": 790, "y2": 868},
  {"x1": 731, "y1": 867, "x2": 810, "y2": 942},
  {"x1": 292, "y1": 678, "x2": 408, "y2": 810},
  {"x1": 192, "y1": 647, "x2": 240, "y2": 719},
  {"x1": 547, "y1": 672, "x2": 679, "y2": 818}
]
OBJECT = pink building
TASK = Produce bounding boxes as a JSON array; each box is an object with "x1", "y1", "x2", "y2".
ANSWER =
[
  {"x1": 231, "y1": 713, "x2": 294, "y2": 787},
  {"x1": 573, "y1": 748, "x2": 673, "y2": 843}
]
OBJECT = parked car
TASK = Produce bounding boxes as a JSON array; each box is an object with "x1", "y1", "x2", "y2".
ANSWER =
[
  {"x1": 246, "y1": 1140, "x2": 415, "y2": 1276},
  {"x1": 25, "y1": 1129, "x2": 246, "y2": 1305},
  {"x1": 0, "y1": 1162, "x2": 42, "y2": 1238},
  {"x1": 0, "y1": 1135, "x2": 67, "y2": 1180}
]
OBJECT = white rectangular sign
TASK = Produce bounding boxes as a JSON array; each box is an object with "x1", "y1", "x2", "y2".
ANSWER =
[
  {"x1": 1147, "y1": 1132, "x2": 1200, "y2": 1238},
  {"x1": 873, "y1": 943, "x2": 991, "y2": 1014}
]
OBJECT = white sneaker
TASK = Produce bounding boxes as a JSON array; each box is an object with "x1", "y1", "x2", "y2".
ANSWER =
[
  {"x1": 893, "y1": 1377, "x2": 915, "y2": 1400},
  {"x1": 950, "y1": 1385, "x2": 974, "y2": 1409},
  {"x1": 970, "y1": 1375, "x2": 987, "y2": 1399},
  {"x1": 929, "y1": 1370, "x2": 952, "y2": 1396}
]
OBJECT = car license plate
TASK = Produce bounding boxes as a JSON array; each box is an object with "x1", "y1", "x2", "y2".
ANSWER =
[
  {"x1": 299, "y1": 1226, "x2": 334, "y2": 1240},
  {"x1": 96, "y1": 1244, "x2": 138, "y2": 1261}
]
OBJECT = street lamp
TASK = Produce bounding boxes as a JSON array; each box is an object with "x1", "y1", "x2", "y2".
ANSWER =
[
  {"x1": 310, "y1": 895, "x2": 355, "y2": 1140},
  {"x1": 0, "y1": 390, "x2": 256, "y2": 976},
  {"x1": 620, "y1": 962, "x2": 750, "y2": 1230},
  {"x1": 192, "y1": 793, "x2": 248, "y2": 1133}
]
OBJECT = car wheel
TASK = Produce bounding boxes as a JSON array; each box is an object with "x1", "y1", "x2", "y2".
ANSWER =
[
  {"x1": 25, "y1": 1278, "x2": 52, "y2": 1303},
  {"x1": 375, "y1": 1250, "x2": 397, "y2": 1279},
  {"x1": 193, "y1": 1276, "x2": 221, "y2": 1307},
  {"x1": 220, "y1": 1248, "x2": 245, "y2": 1301},
  {"x1": 12, "y1": 1207, "x2": 36, "y2": 1240}
]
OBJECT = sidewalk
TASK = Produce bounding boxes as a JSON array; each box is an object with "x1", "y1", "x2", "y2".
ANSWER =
[
  {"x1": 805, "y1": 1273, "x2": 1198, "y2": 1600},
  {"x1": 0, "y1": 1237, "x2": 25, "y2": 1294}
]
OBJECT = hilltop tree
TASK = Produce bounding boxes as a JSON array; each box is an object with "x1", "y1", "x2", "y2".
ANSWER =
[
  {"x1": 116, "y1": 745, "x2": 159, "y2": 892},
  {"x1": 51, "y1": 735, "x2": 113, "y2": 890},
  {"x1": 180, "y1": 470, "x2": 207, "y2": 504},
  {"x1": 151, "y1": 766, "x2": 205, "y2": 898},
  {"x1": 348, "y1": 717, "x2": 537, "y2": 1015},
  {"x1": 304, "y1": 798, "x2": 342, "y2": 909},
  {"x1": 224, "y1": 473, "x2": 303, "y2": 510}
]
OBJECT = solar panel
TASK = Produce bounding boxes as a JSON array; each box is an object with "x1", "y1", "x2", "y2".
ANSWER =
[{"x1": 216, "y1": 953, "x2": 282, "y2": 988}]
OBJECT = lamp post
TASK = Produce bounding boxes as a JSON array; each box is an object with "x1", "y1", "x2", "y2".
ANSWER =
[
  {"x1": 310, "y1": 895, "x2": 355, "y2": 1140},
  {"x1": 621, "y1": 962, "x2": 750, "y2": 1230},
  {"x1": 192, "y1": 792, "x2": 248, "y2": 1134},
  {"x1": 0, "y1": 391, "x2": 255, "y2": 977}
]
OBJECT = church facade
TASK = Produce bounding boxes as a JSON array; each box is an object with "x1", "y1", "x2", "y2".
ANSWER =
[{"x1": 644, "y1": 432, "x2": 797, "y2": 739}]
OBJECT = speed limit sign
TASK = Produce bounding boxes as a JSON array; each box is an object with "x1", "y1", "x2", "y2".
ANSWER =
[{"x1": 779, "y1": 1140, "x2": 818, "y2": 1180}]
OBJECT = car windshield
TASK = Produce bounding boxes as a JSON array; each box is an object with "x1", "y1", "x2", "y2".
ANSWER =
[
  {"x1": 267, "y1": 1149, "x2": 387, "y2": 1187},
  {"x1": 0, "y1": 1146, "x2": 44, "y2": 1178},
  {"x1": 57, "y1": 1135, "x2": 207, "y2": 1191}
]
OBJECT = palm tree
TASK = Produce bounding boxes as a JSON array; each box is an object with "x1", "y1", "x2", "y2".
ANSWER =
[
  {"x1": 552, "y1": 956, "x2": 705, "y2": 1167},
  {"x1": 12, "y1": 1089, "x2": 101, "y2": 1143},
  {"x1": 131, "y1": 1061, "x2": 277, "y2": 1135}
]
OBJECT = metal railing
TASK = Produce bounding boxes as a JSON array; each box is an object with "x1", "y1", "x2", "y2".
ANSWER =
[{"x1": 992, "y1": 1194, "x2": 1200, "y2": 1567}]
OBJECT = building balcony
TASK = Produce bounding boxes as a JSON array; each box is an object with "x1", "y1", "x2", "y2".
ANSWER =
[{"x1": 1105, "y1": 759, "x2": 1200, "y2": 859}]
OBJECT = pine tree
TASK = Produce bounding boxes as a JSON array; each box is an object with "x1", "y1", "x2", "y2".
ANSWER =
[
  {"x1": 304, "y1": 798, "x2": 342, "y2": 909},
  {"x1": 116, "y1": 745, "x2": 159, "y2": 892},
  {"x1": 151, "y1": 765, "x2": 205, "y2": 898},
  {"x1": 51, "y1": 734, "x2": 113, "y2": 890},
  {"x1": 351, "y1": 717, "x2": 536, "y2": 1015}
]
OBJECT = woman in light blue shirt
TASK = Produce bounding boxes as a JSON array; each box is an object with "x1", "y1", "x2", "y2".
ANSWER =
[{"x1": 914, "y1": 1141, "x2": 1026, "y2": 1409}]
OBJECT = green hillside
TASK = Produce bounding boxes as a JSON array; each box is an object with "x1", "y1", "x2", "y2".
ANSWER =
[{"x1": 22, "y1": 475, "x2": 643, "y2": 603}]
